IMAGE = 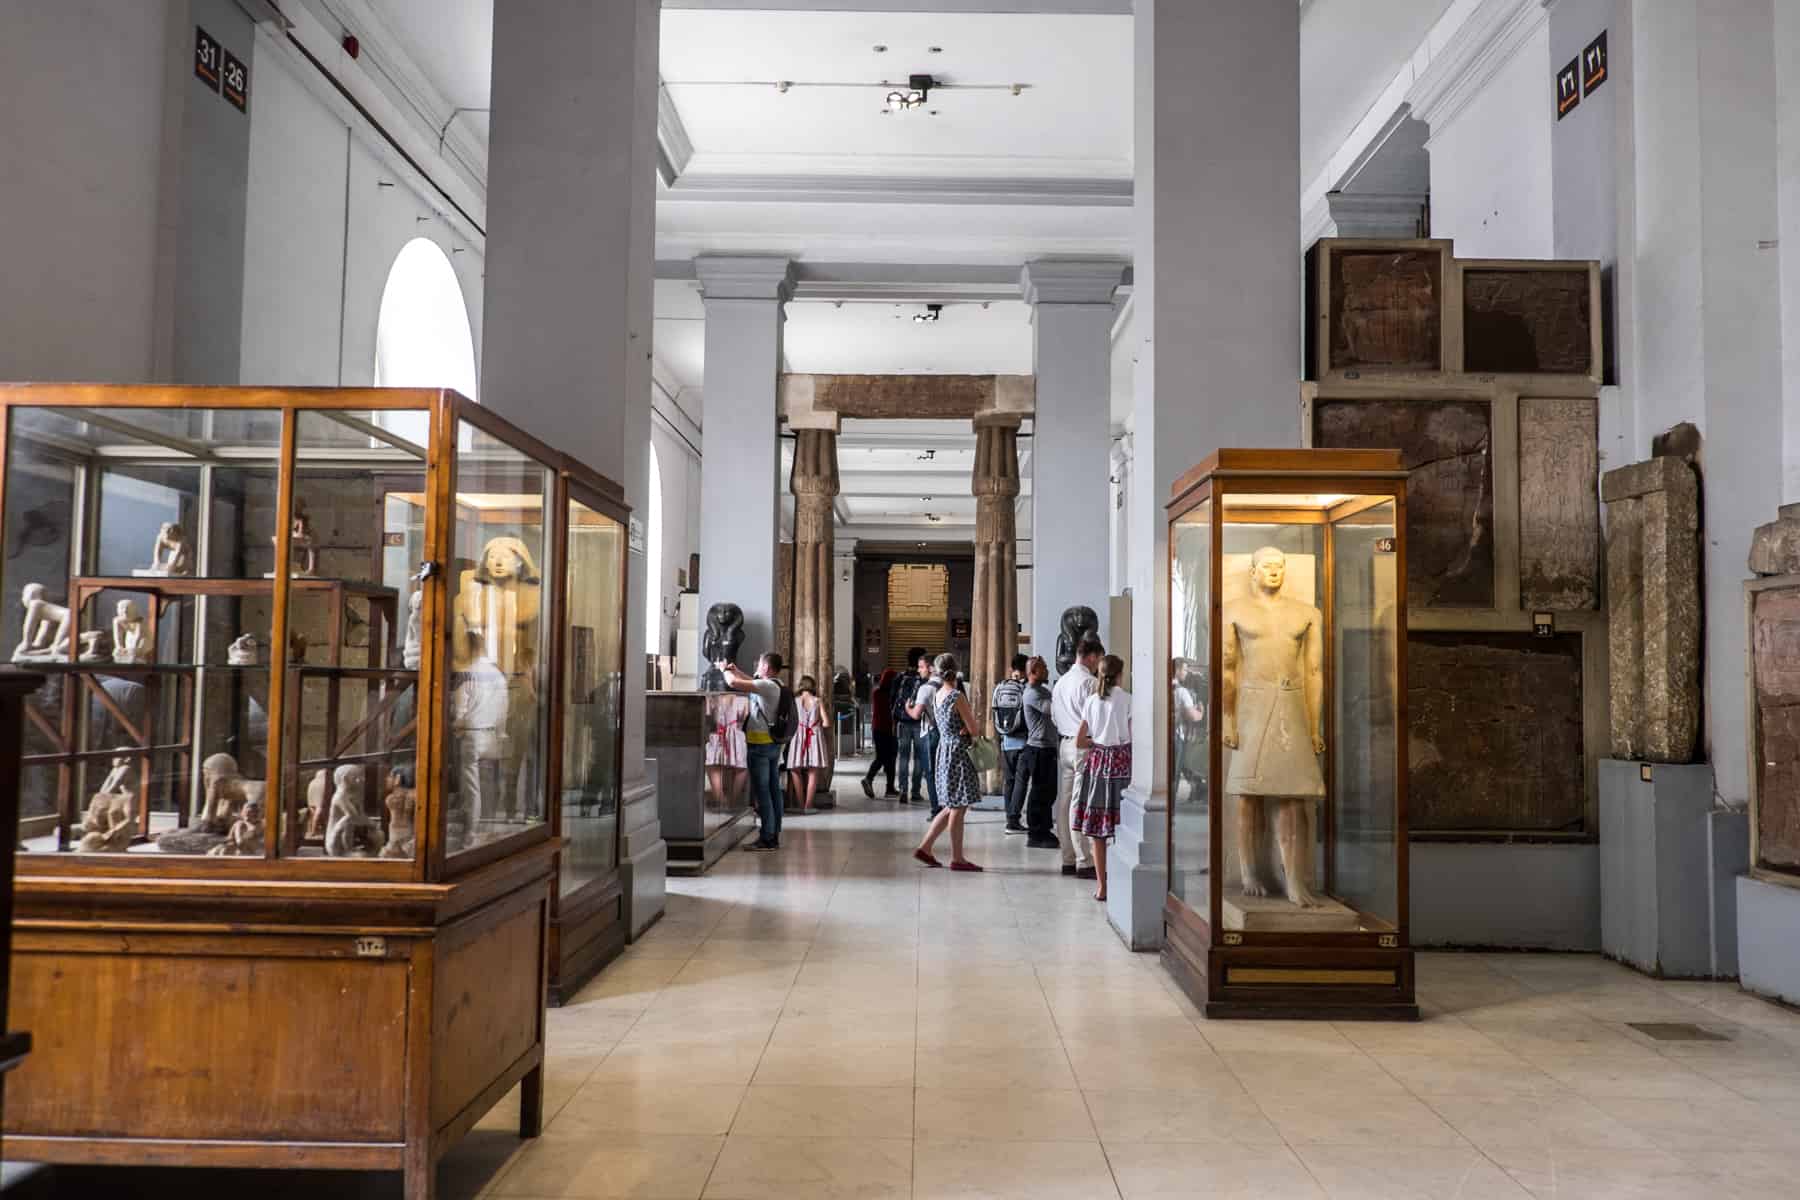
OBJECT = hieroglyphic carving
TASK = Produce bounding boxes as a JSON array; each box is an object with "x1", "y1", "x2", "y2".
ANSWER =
[
  {"x1": 1752, "y1": 588, "x2": 1800, "y2": 872},
  {"x1": 1314, "y1": 400, "x2": 1494, "y2": 608},
  {"x1": 1329, "y1": 249, "x2": 1441, "y2": 370},
  {"x1": 1519, "y1": 397, "x2": 1600, "y2": 609},
  {"x1": 969, "y1": 415, "x2": 1021, "y2": 740},
  {"x1": 789, "y1": 428, "x2": 839, "y2": 691},
  {"x1": 1604, "y1": 457, "x2": 1700, "y2": 762},
  {"x1": 1463, "y1": 268, "x2": 1593, "y2": 374},
  {"x1": 1408, "y1": 633, "x2": 1585, "y2": 832}
]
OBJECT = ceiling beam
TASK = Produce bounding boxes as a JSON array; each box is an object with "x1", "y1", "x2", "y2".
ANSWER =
[
  {"x1": 663, "y1": 174, "x2": 1131, "y2": 208},
  {"x1": 663, "y1": 1, "x2": 1128, "y2": 12}
]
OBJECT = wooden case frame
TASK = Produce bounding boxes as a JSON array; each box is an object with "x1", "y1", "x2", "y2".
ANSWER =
[
  {"x1": 1164, "y1": 449, "x2": 1418, "y2": 1021},
  {"x1": 0, "y1": 385, "x2": 631, "y2": 1198}
]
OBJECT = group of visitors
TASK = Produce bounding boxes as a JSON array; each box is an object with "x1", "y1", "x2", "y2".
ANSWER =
[{"x1": 715, "y1": 652, "x2": 833, "y2": 852}]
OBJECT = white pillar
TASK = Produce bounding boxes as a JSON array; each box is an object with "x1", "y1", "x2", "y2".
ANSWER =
[
  {"x1": 483, "y1": 0, "x2": 665, "y2": 934},
  {"x1": 1021, "y1": 259, "x2": 1125, "y2": 657},
  {"x1": 695, "y1": 256, "x2": 794, "y2": 664},
  {"x1": 834, "y1": 544, "x2": 856, "y2": 674},
  {"x1": 1113, "y1": 0, "x2": 1301, "y2": 948}
]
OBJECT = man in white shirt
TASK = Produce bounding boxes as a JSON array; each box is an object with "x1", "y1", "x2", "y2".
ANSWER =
[{"x1": 1051, "y1": 636, "x2": 1104, "y2": 877}]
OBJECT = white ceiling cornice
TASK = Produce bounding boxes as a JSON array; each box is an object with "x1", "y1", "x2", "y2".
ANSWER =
[
  {"x1": 662, "y1": 1, "x2": 1128, "y2": 11},
  {"x1": 657, "y1": 81, "x2": 696, "y2": 186},
  {"x1": 694, "y1": 254, "x2": 799, "y2": 300},
  {"x1": 1406, "y1": 0, "x2": 1549, "y2": 136},
  {"x1": 664, "y1": 173, "x2": 1131, "y2": 208},
  {"x1": 1019, "y1": 258, "x2": 1127, "y2": 305}
]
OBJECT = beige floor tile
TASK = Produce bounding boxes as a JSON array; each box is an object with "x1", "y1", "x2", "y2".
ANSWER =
[
  {"x1": 913, "y1": 1086, "x2": 1097, "y2": 1142},
  {"x1": 729, "y1": 1085, "x2": 913, "y2": 1139},
  {"x1": 913, "y1": 1138, "x2": 1119, "y2": 1200},
  {"x1": 1196, "y1": 1019, "x2": 1361, "y2": 1055},
  {"x1": 914, "y1": 1042, "x2": 1078, "y2": 1089},
  {"x1": 1294, "y1": 1145, "x2": 1531, "y2": 1199},
  {"x1": 1104, "y1": 1141, "x2": 1324, "y2": 1199},
  {"x1": 1424, "y1": 1092, "x2": 1658, "y2": 1153},
  {"x1": 916, "y1": 1010, "x2": 1063, "y2": 1050},
  {"x1": 489, "y1": 1131, "x2": 725, "y2": 1198},
  {"x1": 1066, "y1": 1044, "x2": 1236, "y2": 1092},
  {"x1": 1219, "y1": 1050, "x2": 1409, "y2": 1100},
  {"x1": 1529, "y1": 1052, "x2": 1739, "y2": 1100},
  {"x1": 1587, "y1": 1095, "x2": 1795, "y2": 1149},
  {"x1": 1485, "y1": 1145, "x2": 1708, "y2": 1199},
  {"x1": 561, "y1": 1083, "x2": 747, "y2": 1136},
  {"x1": 1373, "y1": 1051, "x2": 1563, "y2": 1096},
  {"x1": 1333, "y1": 1016, "x2": 1506, "y2": 1055},
  {"x1": 752, "y1": 1040, "x2": 916, "y2": 1087},
  {"x1": 702, "y1": 1136, "x2": 911, "y2": 1200},
  {"x1": 1084, "y1": 1085, "x2": 1284, "y2": 1145},
  {"x1": 590, "y1": 1038, "x2": 770, "y2": 1086},
  {"x1": 1254, "y1": 1091, "x2": 1468, "y2": 1147}
]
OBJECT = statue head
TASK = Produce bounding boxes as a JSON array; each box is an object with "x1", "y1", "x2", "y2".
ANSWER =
[
  {"x1": 1055, "y1": 605, "x2": 1101, "y2": 675},
  {"x1": 1250, "y1": 546, "x2": 1287, "y2": 595},
  {"x1": 115, "y1": 598, "x2": 139, "y2": 621},
  {"x1": 334, "y1": 764, "x2": 363, "y2": 790},
  {"x1": 159, "y1": 522, "x2": 185, "y2": 544},
  {"x1": 202, "y1": 753, "x2": 241, "y2": 786},
  {"x1": 475, "y1": 536, "x2": 540, "y2": 586},
  {"x1": 21, "y1": 583, "x2": 44, "y2": 604}
]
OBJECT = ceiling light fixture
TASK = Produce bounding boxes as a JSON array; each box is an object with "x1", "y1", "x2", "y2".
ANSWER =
[
  {"x1": 885, "y1": 73, "x2": 935, "y2": 113},
  {"x1": 912, "y1": 303, "x2": 944, "y2": 323}
]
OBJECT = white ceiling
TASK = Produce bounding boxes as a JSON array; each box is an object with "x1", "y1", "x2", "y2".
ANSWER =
[{"x1": 1299, "y1": 0, "x2": 1458, "y2": 187}]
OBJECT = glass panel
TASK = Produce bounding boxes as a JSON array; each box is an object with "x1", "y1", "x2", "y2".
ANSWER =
[
  {"x1": 280, "y1": 410, "x2": 430, "y2": 861},
  {"x1": 5, "y1": 406, "x2": 278, "y2": 856},
  {"x1": 1329, "y1": 499, "x2": 1400, "y2": 927},
  {"x1": 445, "y1": 419, "x2": 553, "y2": 857},
  {"x1": 560, "y1": 498, "x2": 624, "y2": 895},
  {"x1": 1168, "y1": 500, "x2": 1211, "y2": 912}
]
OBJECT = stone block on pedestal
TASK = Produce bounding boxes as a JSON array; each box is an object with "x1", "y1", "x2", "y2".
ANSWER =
[{"x1": 1602, "y1": 457, "x2": 1700, "y2": 762}]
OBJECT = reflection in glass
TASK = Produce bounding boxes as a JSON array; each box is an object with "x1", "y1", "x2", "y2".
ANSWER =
[
  {"x1": 560, "y1": 499, "x2": 624, "y2": 895},
  {"x1": 1330, "y1": 501, "x2": 1399, "y2": 926},
  {"x1": 446, "y1": 420, "x2": 553, "y2": 856},
  {"x1": 1168, "y1": 501, "x2": 1210, "y2": 910}
]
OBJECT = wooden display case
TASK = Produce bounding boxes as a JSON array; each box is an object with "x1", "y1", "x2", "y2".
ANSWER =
[
  {"x1": 0, "y1": 385, "x2": 629, "y2": 1198},
  {"x1": 1164, "y1": 449, "x2": 1417, "y2": 1020}
]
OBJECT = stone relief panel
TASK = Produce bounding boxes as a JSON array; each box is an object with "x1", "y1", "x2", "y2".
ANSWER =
[
  {"x1": 1329, "y1": 249, "x2": 1442, "y2": 371},
  {"x1": 1751, "y1": 587, "x2": 1800, "y2": 873},
  {"x1": 1314, "y1": 399, "x2": 1494, "y2": 609},
  {"x1": 1462, "y1": 268, "x2": 1594, "y2": 375},
  {"x1": 1518, "y1": 397, "x2": 1600, "y2": 610},
  {"x1": 1408, "y1": 632, "x2": 1585, "y2": 832}
]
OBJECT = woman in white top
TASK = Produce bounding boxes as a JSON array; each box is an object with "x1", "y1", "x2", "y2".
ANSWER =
[{"x1": 1073, "y1": 654, "x2": 1132, "y2": 902}]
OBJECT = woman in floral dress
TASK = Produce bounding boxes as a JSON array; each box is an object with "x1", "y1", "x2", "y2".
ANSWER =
[{"x1": 912, "y1": 654, "x2": 982, "y2": 871}]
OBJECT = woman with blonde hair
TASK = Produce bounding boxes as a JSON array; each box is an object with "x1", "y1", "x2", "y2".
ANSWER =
[
  {"x1": 1073, "y1": 654, "x2": 1131, "y2": 901},
  {"x1": 911, "y1": 654, "x2": 982, "y2": 871},
  {"x1": 788, "y1": 674, "x2": 830, "y2": 814}
]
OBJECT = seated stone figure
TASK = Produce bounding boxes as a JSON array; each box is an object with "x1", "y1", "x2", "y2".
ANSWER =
[
  {"x1": 12, "y1": 583, "x2": 71, "y2": 662},
  {"x1": 699, "y1": 602, "x2": 745, "y2": 691}
]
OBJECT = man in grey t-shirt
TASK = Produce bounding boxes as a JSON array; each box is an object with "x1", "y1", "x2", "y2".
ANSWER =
[{"x1": 907, "y1": 652, "x2": 942, "y2": 816}]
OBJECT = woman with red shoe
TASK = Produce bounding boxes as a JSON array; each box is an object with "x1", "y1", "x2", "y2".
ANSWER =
[{"x1": 912, "y1": 654, "x2": 982, "y2": 872}]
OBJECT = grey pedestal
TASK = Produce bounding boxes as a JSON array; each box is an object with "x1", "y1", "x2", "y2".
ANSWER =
[
  {"x1": 1600, "y1": 759, "x2": 1746, "y2": 978},
  {"x1": 1738, "y1": 874, "x2": 1800, "y2": 1005}
]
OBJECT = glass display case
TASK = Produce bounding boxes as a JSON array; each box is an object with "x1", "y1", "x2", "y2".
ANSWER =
[
  {"x1": 0, "y1": 384, "x2": 629, "y2": 1195},
  {"x1": 1165, "y1": 449, "x2": 1417, "y2": 1020}
]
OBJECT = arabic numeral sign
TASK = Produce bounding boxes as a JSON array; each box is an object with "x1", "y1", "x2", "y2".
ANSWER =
[
  {"x1": 194, "y1": 27, "x2": 221, "y2": 91},
  {"x1": 1556, "y1": 57, "x2": 1581, "y2": 120}
]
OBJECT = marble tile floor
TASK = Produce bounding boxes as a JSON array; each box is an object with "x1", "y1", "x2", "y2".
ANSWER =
[{"x1": 55, "y1": 761, "x2": 1800, "y2": 1199}]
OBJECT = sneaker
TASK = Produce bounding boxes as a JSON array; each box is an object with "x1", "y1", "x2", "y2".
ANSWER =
[
  {"x1": 1027, "y1": 835, "x2": 1061, "y2": 850},
  {"x1": 1004, "y1": 823, "x2": 1027, "y2": 835},
  {"x1": 1061, "y1": 864, "x2": 1077, "y2": 876},
  {"x1": 884, "y1": 789, "x2": 901, "y2": 798},
  {"x1": 1075, "y1": 866, "x2": 1097, "y2": 880},
  {"x1": 744, "y1": 841, "x2": 775, "y2": 853},
  {"x1": 861, "y1": 778, "x2": 875, "y2": 799}
]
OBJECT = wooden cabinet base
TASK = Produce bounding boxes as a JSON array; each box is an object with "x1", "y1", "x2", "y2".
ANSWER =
[
  {"x1": 3, "y1": 845, "x2": 555, "y2": 1200},
  {"x1": 548, "y1": 874, "x2": 625, "y2": 1007}
]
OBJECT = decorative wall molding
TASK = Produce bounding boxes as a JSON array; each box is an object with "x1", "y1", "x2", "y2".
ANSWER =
[
  {"x1": 663, "y1": 0, "x2": 1130, "y2": 12},
  {"x1": 1406, "y1": 0, "x2": 1550, "y2": 136},
  {"x1": 1019, "y1": 259, "x2": 1128, "y2": 305},
  {"x1": 693, "y1": 255, "x2": 798, "y2": 300},
  {"x1": 663, "y1": 173, "x2": 1132, "y2": 208},
  {"x1": 656, "y1": 82, "x2": 695, "y2": 186}
]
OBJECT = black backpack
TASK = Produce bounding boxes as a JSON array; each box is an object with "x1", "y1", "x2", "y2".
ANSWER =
[
  {"x1": 993, "y1": 698, "x2": 1026, "y2": 738},
  {"x1": 891, "y1": 673, "x2": 918, "y2": 725},
  {"x1": 767, "y1": 682, "x2": 798, "y2": 743}
]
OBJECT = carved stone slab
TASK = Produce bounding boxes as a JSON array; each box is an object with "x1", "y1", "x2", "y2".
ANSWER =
[
  {"x1": 1408, "y1": 632, "x2": 1585, "y2": 832},
  {"x1": 1463, "y1": 267, "x2": 1594, "y2": 374},
  {"x1": 1748, "y1": 503, "x2": 1800, "y2": 576},
  {"x1": 1314, "y1": 399, "x2": 1494, "y2": 608},
  {"x1": 1751, "y1": 586, "x2": 1800, "y2": 873},
  {"x1": 1329, "y1": 249, "x2": 1442, "y2": 370},
  {"x1": 781, "y1": 374, "x2": 1033, "y2": 421},
  {"x1": 1520, "y1": 397, "x2": 1600, "y2": 610},
  {"x1": 1602, "y1": 457, "x2": 1700, "y2": 762}
]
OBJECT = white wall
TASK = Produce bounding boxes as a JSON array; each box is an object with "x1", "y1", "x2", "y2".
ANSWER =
[
  {"x1": 239, "y1": 29, "x2": 484, "y2": 389},
  {"x1": 649, "y1": 411, "x2": 703, "y2": 655},
  {"x1": 1780, "y1": 0, "x2": 1800, "y2": 505},
  {"x1": 1428, "y1": 19, "x2": 1556, "y2": 258}
]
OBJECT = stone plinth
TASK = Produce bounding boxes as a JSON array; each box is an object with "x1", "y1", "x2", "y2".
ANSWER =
[
  {"x1": 1222, "y1": 891, "x2": 1360, "y2": 933},
  {"x1": 1602, "y1": 456, "x2": 1700, "y2": 762}
]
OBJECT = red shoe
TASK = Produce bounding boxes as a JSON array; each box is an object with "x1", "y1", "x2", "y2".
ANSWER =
[
  {"x1": 949, "y1": 860, "x2": 984, "y2": 872},
  {"x1": 913, "y1": 848, "x2": 942, "y2": 868}
]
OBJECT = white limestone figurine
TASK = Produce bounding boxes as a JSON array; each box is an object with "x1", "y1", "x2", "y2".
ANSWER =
[
  {"x1": 198, "y1": 752, "x2": 265, "y2": 832},
  {"x1": 1222, "y1": 547, "x2": 1328, "y2": 908},
  {"x1": 322, "y1": 764, "x2": 382, "y2": 857},
  {"x1": 135, "y1": 522, "x2": 194, "y2": 577},
  {"x1": 77, "y1": 630, "x2": 106, "y2": 662},
  {"x1": 76, "y1": 754, "x2": 137, "y2": 852},
  {"x1": 402, "y1": 589, "x2": 423, "y2": 670},
  {"x1": 111, "y1": 598, "x2": 153, "y2": 664},
  {"x1": 227, "y1": 633, "x2": 260, "y2": 666},
  {"x1": 380, "y1": 765, "x2": 417, "y2": 859},
  {"x1": 207, "y1": 797, "x2": 264, "y2": 857},
  {"x1": 12, "y1": 583, "x2": 71, "y2": 662}
]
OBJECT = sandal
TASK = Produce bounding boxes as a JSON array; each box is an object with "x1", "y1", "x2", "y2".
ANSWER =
[
  {"x1": 949, "y1": 860, "x2": 984, "y2": 873},
  {"x1": 913, "y1": 848, "x2": 942, "y2": 868}
]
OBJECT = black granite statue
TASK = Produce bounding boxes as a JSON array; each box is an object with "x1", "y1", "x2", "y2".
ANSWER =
[
  {"x1": 699, "y1": 601, "x2": 745, "y2": 692},
  {"x1": 1055, "y1": 604, "x2": 1101, "y2": 676}
]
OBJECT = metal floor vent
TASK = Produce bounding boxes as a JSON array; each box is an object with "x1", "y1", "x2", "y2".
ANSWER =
[{"x1": 1627, "y1": 1022, "x2": 1730, "y2": 1042}]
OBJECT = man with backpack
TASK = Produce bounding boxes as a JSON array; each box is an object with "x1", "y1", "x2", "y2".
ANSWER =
[
  {"x1": 907, "y1": 650, "x2": 944, "y2": 816},
  {"x1": 720, "y1": 653, "x2": 794, "y2": 851},
  {"x1": 992, "y1": 654, "x2": 1029, "y2": 832},
  {"x1": 891, "y1": 646, "x2": 928, "y2": 804}
]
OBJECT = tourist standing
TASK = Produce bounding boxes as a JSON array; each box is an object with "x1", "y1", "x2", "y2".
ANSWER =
[
  {"x1": 1052, "y1": 636, "x2": 1103, "y2": 878},
  {"x1": 1073, "y1": 654, "x2": 1131, "y2": 902},
  {"x1": 992, "y1": 654, "x2": 1029, "y2": 832},
  {"x1": 1008, "y1": 655, "x2": 1059, "y2": 848},
  {"x1": 862, "y1": 667, "x2": 901, "y2": 798},
  {"x1": 908, "y1": 651, "x2": 944, "y2": 816},
  {"x1": 789, "y1": 675, "x2": 831, "y2": 814},
  {"x1": 912, "y1": 655, "x2": 982, "y2": 871},
  {"x1": 720, "y1": 654, "x2": 787, "y2": 851},
  {"x1": 892, "y1": 647, "x2": 926, "y2": 803}
]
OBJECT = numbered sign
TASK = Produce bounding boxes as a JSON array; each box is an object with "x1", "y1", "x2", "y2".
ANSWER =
[
  {"x1": 1555, "y1": 57, "x2": 1581, "y2": 120},
  {"x1": 1582, "y1": 31, "x2": 1608, "y2": 95},
  {"x1": 194, "y1": 26, "x2": 222, "y2": 91},
  {"x1": 222, "y1": 47, "x2": 249, "y2": 112}
]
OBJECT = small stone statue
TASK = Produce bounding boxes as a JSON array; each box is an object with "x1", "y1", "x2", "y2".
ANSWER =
[
  {"x1": 158, "y1": 752, "x2": 264, "y2": 853},
  {"x1": 76, "y1": 755, "x2": 137, "y2": 852},
  {"x1": 226, "y1": 633, "x2": 260, "y2": 666},
  {"x1": 268, "y1": 501, "x2": 318, "y2": 578},
  {"x1": 402, "y1": 589, "x2": 423, "y2": 670},
  {"x1": 288, "y1": 632, "x2": 308, "y2": 663},
  {"x1": 700, "y1": 602, "x2": 745, "y2": 691},
  {"x1": 111, "y1": 598, "x2": 153, "y2": 664},
  {"x1": 12, "y1": 583, "x2": 71, "y2": 662},
  {"x1": 380, "y1": 765, "x2": 417, "y2": 859},
  {"x1": 207, "y1": 798, "x2": 264, "y2": 857},
  {"x1": 78, "y1": 630, "x2": 107, "y2": 662},
  {"x1": 323, "y1": 765, "x2": 381, "y2": 857},
  {"x1": 1055, "y1": 605, "x2": 1101, "y2": 676},
  {"x1": 135, "y1": 522, "x2": 193, "y2": 577}
]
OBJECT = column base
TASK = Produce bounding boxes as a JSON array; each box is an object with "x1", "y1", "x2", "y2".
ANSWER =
[
  {"x1": 1105, "y1": 784, "x2": 1167, "y2": 951},
  {"x1": 619, "y1": 766, "x2": 667, "y2": 940}
]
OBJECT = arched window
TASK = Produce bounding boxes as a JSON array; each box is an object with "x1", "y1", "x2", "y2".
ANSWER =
[
  {"x1": 374, "y1": 237, "x2": 477, "y2": 400},
  {"x1": 645, "y1": 442, "x2": 665, "y2": 652}
]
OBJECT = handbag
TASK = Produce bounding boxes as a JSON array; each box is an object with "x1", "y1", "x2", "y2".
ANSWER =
[{"x1": 968, "y1": 735, "x2": 1001, "y2": 774}]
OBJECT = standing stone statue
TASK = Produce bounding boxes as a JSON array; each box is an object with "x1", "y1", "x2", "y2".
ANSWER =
[
  {"x1": 1222, "y1": 547, "x2": 1326, "y2": 907},
  {"x1": 700, "y1": 602, "x2": 745, "y2": 692},
  {"x1": 1055, "y1": 605, "x2": 1100, "y2": 676}
]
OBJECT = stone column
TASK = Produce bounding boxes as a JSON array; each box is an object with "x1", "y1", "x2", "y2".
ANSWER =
[
  {"x1": 790, "y1": 426, "x2": 840, "y2": 691},
  {"x1": 1114, "y1": 0, "x2": 1301, "y2": 948},
  {"x1": 696, "y1": 256, "x2": 795, "y2": 664},
  {"x1": 969, "y1": 414, "x2": 1022, "y2": 740},
  {"x1": 1603, "y1": 457, "x2": 1700, "y2": 763},
  {"x1": 1021, "y1": 260, "x2": 1125, "y2": 658},
  {"x1": 484, "y1": 0, "x2": 666, "y2": 936}
]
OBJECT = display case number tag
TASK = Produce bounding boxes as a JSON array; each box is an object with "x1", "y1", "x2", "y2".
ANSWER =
[
  {"x1": 1374, "y1": 537, "x2": 1396, "y2": 555},
  {"x1": 1532, "y1": 611, "x2": 1556, "y2": 638},
  {"x1": 1378, "y1": 934, "x2": 1398, "y2": 948},
  {"x1": 1222, "y1": 932, "x2": 1243, "y2": 946},
  {"x1": 355, "y1": 937, "x2": 388, "y2": 958}
]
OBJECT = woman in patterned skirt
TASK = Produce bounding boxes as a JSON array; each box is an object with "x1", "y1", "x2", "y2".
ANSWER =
[
  {"x1": 787, "y1": 675, "x2": 831, "y2": 814},
  {"x1": 1074, "y1": 654, "x2": 1132, "y2": 902},
  {"x1": 912, "y1": 654, "x2": 982, "y2": 871}
]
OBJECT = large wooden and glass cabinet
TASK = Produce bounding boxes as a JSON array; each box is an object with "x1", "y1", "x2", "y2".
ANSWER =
[
  {"x1": 1164, "y1": 449, "x2": 1417, "y2": 1020},
  {"x1": 0, "y1": 384, "x2": 628, "y2": 1199}
]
